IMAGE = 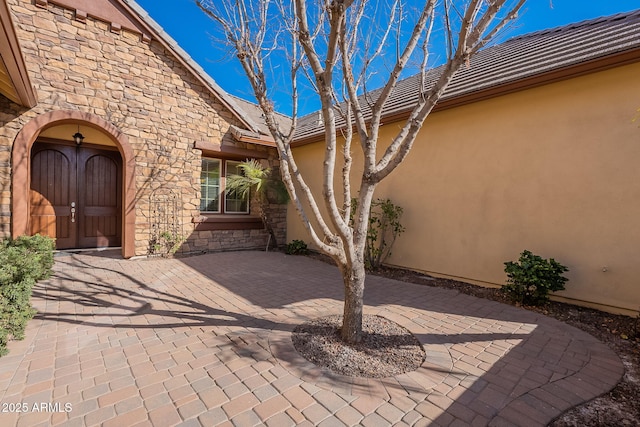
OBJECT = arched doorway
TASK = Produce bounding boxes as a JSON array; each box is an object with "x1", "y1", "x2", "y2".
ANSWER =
[
  {"x1": 30, "y1": 139, "x2": 123, "y2": 249},
  {"x1": 12, "y1": 111, "x2": 135, "y2": 258}
]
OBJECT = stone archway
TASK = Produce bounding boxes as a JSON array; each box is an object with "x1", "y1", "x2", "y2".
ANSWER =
[{"x1": 12, "y1": 110, "x2": 135, "y2": 258}]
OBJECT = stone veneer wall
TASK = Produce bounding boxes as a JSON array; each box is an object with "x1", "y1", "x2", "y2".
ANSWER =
[
  {"x1": 0, "y1": 0, "x2": 284, "y2": 255},
  {"x1": 182, "y1": 201, "x2": 287, "y2": 255}
]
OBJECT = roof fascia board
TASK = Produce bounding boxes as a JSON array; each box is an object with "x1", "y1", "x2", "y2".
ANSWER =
[
  {"x1": 291, "y1": 48, "x2": 640, "y2": 147},
  {"x1": 229, "y1": 125, "x2": 276, "y2": 147},
  {"x1": 194, "y1": 140, "x2": 269, "y2": 159},
  {"x1": 0, "y1": 0, "x2": 38, "y2": 107},
  {"x1": 431, "y1": 47, "x2": 640, "y2": 113}
]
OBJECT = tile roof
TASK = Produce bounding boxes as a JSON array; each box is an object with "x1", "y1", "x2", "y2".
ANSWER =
[
  {"x1": 228, "y1": 95, "x2": 292, "y2": 136},
  {"x1": 292, "y1": 9, "x2": 640, "y2": 144}
]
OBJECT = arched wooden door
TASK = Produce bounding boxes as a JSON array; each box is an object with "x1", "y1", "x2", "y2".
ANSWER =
[{"x1": 30, "y1": 141, "x2": 122, "y2": 249}]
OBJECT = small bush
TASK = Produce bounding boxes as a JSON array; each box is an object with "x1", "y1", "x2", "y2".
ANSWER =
[
  {"x1": 350, "y1": 198, "x2": 405, "y2": 271},
  {"x1": 0, "y1": 235, "x2": 55, "y2": 356},
  {"x1": 503, "y1": 250, "x2": 569, "y2": 306},
  {"x1": 149, "y1": 231, "x2": 184, "y2": 257},
  {"x1": 285, "y1": 239, "x2": 308, "y2": 255}
]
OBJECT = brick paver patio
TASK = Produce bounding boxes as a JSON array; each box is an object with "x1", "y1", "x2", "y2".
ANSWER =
[{"x1": 0, "y1": 251, "x2": 623, "y2": 426}]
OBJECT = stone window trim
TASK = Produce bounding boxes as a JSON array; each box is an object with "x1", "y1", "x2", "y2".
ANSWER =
[{"x1": 191, "y1": 215, "x2": 263, "y2": 231}]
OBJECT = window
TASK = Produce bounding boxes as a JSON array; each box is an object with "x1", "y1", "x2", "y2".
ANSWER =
[
  {"x1": 200, "y1": 158, "x2": 249, "y2": 214},
  {"x1": 225, "y1": 160, "x2": 249, "y2": 213},
  {"x1": 200, "y1": 158, "x2": 220, "y2": 212}
]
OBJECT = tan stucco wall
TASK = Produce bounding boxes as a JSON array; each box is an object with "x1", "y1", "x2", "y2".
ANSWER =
[
  {"x1": 39, "y1": 124, "x2": 116, "y2": 146},
  {"x1": 288, "y1": 61, "x2": 640, "y2": 315},
  {"x1": 0, "y1": 0, "x2": 278, "y2": 255}
]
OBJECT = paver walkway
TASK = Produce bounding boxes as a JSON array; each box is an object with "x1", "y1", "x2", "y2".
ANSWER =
[{"x1": 0, "y1": 251, "x2": 623, "y2": 426}]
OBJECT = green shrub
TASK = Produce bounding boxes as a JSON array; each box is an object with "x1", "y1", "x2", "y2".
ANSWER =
[
  {"x1": 0, "y1": 235, "x2": 55, "y2": 356},
  {"x1": 350, "y1": 198, "x2": 405, "y2": 270},
  {"x1": 285, "y1": 239, "x2": 308, "y2": 255},
  {"x1": 149, "y1": 231, "x2": 184, "y2": 257},
  {"x1": 503, "y1": 250, "x2": 569, "y2": 306}
]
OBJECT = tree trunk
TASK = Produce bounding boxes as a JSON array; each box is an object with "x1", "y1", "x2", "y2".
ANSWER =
[{"x1": 340, "y1": 260, "x2": 366, "y2": 343}]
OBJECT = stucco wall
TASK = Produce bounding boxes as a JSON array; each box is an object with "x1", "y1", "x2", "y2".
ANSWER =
[
  {"x1": 288, "y1": 62, "x2": 640, "y2": 315},
  {"x1": 0, "y1": 0, "x2": 282, "y2": 255},
  {"x1": 0, "y1": 95, "x2": 24, "y2": 236}
]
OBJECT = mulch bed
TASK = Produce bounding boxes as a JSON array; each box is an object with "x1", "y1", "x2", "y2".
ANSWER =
[{"x1": 292, "y1": 314, "x2": 425, "y2": 378}]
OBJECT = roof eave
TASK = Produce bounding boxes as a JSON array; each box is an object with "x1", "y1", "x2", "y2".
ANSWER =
[
  {"x1": 0, "y1": 0, "x2": 38, "y2": 107},
  {"x1": 291, "y1": 47, "x2": 640, "y2": 147}
]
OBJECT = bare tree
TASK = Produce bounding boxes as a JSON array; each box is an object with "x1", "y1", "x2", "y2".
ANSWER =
[{"x1": 198, "y1": 0, "x2": 527, "y2": 343}]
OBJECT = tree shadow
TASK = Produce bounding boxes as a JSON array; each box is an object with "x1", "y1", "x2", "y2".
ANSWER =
[
  {"x1": 32, "y1": 254, "x2": 288, "y2": 333},
  {"x1": 177, "y1": 251, "x2": 623, "y2": 424},
  {"x1": 29, "y1": 251, "x2": 623, "y2": 425}
]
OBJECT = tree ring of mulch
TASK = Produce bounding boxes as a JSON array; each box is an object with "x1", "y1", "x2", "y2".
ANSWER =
[{"x1": 291, "y1": 314, "x2": 426, "y2": 378}]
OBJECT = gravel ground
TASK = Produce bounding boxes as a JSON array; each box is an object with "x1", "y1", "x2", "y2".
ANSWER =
[{"x1": 292, "y1": 314, "x2": 425, "y2": 378}]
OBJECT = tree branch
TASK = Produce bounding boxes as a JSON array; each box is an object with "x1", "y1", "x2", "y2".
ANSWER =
[{"x1": 372, "y1": 0, "x2": 526, "y2": 182}]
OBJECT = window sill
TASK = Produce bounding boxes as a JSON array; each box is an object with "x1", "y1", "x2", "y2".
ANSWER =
[{"x1": 192, "y1": 214, "x2": 263, "y2": 231}]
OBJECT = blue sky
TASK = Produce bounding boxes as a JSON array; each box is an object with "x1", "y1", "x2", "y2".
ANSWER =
[{"x1": 135, "y1": 0, "x2": 639, "y2": 116}]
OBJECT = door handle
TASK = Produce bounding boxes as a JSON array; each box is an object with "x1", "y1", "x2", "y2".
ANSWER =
[{"x1": 71, "y1": 203, "x2": 76, "y2": 223}]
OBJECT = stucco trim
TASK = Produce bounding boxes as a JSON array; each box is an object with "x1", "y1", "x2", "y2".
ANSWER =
[
  {"x1": 195, "y1": 140, "x2": 269, "y2": 160},
  {"x1": 0, "y1": 0, "x2": 38, "y2": 107},
  {"x1": 46, "y1": 0, "x2": 149, "y2": 35},
  {"x1": 229, "y1": 126, "x2": 276, "y2": 146},
  {"x1": 11, "y1": 110, "x2": 135, "y2": 258}
]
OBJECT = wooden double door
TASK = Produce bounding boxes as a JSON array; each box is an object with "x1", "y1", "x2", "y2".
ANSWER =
[{"x1": 30, "y1": 141, "x2": 122, "y2": 250}]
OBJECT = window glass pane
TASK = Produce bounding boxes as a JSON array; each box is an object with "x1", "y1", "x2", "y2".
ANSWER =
[
  {"x1": 225, "y1": 160, "x2": 249, "y2": 213},
  {"x1": 200, "y1": 158, "x2": 220, "y2": 212}
]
